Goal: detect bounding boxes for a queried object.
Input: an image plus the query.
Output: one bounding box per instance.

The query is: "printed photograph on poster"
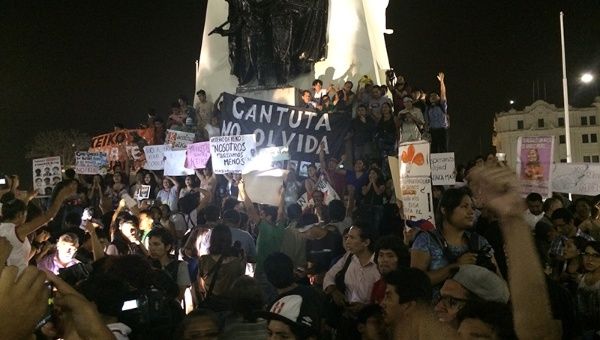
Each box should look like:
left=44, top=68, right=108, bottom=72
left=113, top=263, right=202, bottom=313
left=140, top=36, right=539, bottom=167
left=32, top=156, right=62, bottom=197
left=398, top=141, right=431, bottom=177
left=134, top=185, right=152, bottom=200
left=288, top=160, right=298, bottom=172
left=516, top=136, right=554, bottom=197
left=298, top=161, right=311, bottom=177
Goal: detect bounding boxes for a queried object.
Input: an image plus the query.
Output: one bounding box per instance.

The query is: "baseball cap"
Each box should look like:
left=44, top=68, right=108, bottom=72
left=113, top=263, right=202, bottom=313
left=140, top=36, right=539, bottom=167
left=261, top=294, right=318, bottom=336
left=452, top=264, right=509, bottom=303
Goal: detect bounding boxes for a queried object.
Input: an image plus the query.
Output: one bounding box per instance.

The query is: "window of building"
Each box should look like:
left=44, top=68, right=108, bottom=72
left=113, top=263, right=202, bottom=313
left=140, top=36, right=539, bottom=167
left=559, top=135, right=566, bottom=144
left=592, top=133, right=598, bottom=143
left=581, top=116, right=588, bottom=125
left=517, top=120, right=524, bottom=130
left=560, top=159, right=567, bottom=163
left=593, top=155, right=600, bottom=163
left=584, top=156, right=591, bottom=163
left=537, top=118, right=544, bottom=128
left=590, top=116, right=597, bottom=125
left=558, top=117, right=564, bottom=127
left=583, top=134, right=589, bottom=143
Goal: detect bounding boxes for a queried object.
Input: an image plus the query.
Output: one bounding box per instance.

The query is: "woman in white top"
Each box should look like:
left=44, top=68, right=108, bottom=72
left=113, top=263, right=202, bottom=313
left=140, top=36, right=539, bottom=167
left=0, top=181, right=76, bottom=273
left=156, top=176, right=179, bottom=212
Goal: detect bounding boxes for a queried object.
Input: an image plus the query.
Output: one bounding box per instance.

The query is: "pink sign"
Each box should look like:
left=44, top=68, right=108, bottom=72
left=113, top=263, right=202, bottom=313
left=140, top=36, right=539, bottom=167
left=185, top=142, right=211, bottom=169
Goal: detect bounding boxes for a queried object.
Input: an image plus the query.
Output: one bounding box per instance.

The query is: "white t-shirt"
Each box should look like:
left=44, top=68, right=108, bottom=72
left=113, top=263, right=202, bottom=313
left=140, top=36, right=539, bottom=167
left=0, top=222, right=31, bottom=274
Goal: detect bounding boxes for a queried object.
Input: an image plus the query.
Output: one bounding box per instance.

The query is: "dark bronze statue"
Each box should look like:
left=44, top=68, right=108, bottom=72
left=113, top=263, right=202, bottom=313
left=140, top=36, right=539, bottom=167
left=209, top=0, right=328, bottom=89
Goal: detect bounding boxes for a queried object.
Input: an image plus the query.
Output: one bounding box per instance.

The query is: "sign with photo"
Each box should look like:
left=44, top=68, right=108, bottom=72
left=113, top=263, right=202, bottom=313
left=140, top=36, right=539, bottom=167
left=516, top=136, right=554, bottom=198
left=32, top=156, right=62, bottom=197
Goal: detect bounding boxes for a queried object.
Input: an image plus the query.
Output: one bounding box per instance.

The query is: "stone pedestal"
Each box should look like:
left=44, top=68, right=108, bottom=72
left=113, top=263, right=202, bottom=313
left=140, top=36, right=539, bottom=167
left=236, top=86, right=297, bottom=106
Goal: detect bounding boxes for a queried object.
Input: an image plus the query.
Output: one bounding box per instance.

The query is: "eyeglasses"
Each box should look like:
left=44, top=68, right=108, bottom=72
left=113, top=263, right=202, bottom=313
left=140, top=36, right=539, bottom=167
left=583, top=252, right=600, bottom=259
left=434, top=295, right=468, bottom=308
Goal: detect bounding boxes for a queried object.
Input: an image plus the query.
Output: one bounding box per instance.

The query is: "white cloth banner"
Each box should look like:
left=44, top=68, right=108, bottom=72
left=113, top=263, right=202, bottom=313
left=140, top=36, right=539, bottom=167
left=210, top=134, right=257, bottom=174
left=164, top=150, right=195, bottom=176
left=551, top=163, right=600, bottom=195
left=143, top=145, right=171, bottom=170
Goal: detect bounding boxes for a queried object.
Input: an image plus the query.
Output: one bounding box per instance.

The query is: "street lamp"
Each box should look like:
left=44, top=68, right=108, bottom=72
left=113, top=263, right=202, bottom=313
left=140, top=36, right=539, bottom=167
left=509, top=100, right=515, bottom=105
left=581, top=73, right=594, bottom=84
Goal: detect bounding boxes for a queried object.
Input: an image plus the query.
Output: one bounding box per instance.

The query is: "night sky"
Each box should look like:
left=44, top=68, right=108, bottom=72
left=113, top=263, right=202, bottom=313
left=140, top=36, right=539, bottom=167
left=2, top=0, right=599, bottom=187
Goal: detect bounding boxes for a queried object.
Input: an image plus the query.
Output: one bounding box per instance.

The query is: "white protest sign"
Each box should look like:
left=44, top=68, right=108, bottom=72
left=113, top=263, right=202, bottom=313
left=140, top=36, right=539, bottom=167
left=185, top=142, right=211, bottom=169
left=143, top=145, right=170, bottom=170
left=164, top=150, right=195, bottom=176
left=74, top=152, right=108, bottom=175
left=32, top=156, right=62, bottom=197
left=551, top=163, right=600, bottom=195
left=430, top=152, right=456, bottom=186
left=297, top=176, right=340, bottom=209
left=240, top=169, right=288, bottom=206
left=134, top=185, right=151, bottom=200
left=517, top=136, right=554, bottom=198
left=210, top=134, right=257, bottom=174
left=387, top=156, right=402, bottom=200
left=399, top=141, right=431, bottom=177
left=400, top=176, right=435, bottom=225
left=245, top=145, right=291, bottom=172
left=165, top=129, right=196, bottom=150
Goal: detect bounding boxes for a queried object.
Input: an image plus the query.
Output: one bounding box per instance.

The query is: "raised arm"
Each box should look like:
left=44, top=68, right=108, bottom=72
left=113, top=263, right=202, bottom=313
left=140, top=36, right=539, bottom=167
left=277, top=185, right=286, bottom=223
left=84, top=221, right=105, bottom=261
left=469, top=165, right=560, bottom=340
left=437, top=72, right=446, bottom=101
left=16, top=182, right=77, bottom=241
left=239, top=180, right=260, bottom=225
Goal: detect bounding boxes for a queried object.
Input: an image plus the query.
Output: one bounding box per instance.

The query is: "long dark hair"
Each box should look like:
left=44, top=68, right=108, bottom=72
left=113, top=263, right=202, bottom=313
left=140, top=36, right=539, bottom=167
left=0, top=192, right=27, bottom=221
left=437, top=187, right=472, bottom=228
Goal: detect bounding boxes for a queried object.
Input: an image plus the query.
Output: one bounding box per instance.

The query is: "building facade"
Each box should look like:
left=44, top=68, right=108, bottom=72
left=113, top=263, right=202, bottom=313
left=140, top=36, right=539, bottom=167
left=493, top=97, right=600, bottom=169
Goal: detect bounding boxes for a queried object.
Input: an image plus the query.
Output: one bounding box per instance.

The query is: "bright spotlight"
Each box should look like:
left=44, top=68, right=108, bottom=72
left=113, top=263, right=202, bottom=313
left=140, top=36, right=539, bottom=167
left=581, top=73, right=594, bottom=84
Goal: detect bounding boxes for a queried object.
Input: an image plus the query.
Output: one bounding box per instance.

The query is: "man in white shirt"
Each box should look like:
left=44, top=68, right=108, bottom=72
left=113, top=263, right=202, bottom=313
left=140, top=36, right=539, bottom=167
left=523, top=192, right=544, bottom=230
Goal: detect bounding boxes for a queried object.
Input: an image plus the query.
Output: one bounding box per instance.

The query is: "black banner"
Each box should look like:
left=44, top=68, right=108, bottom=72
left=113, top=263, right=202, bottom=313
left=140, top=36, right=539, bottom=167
left=220, top=92, right=351, bottom=163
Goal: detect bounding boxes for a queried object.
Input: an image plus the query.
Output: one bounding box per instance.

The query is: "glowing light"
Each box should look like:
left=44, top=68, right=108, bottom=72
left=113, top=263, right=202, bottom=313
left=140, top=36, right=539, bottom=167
left=581, top=73, right=594, bottom=84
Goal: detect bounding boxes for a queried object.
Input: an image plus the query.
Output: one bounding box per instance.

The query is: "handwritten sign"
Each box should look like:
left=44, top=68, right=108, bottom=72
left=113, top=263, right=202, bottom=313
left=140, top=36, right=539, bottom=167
left=399, top=141, right=431, bottom=177
left=164, top=150, right=195, bottom=176
left=400, top=176, right=435, bottom=225
left=143, top=145, right=170, bottom=170
left=75, top=152, right=108, bottom=175
left=430, top=152, right=456, bottom=186
left=185, top=142, right=211, bottom=169
left=165, top=129, right=196, bottom=150
left=210, top=134, right=257, bottom=174
left=551, top=163, right=600, bottom=195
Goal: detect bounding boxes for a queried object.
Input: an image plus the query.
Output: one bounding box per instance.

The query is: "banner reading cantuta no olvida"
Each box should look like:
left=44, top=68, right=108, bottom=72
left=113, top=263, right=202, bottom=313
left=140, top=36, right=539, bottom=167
left=219, top=92, right=352, bottom=163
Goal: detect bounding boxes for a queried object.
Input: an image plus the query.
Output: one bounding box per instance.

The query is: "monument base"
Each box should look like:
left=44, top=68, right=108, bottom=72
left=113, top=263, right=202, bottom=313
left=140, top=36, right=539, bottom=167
left=236, top=86, right=297, bottom=106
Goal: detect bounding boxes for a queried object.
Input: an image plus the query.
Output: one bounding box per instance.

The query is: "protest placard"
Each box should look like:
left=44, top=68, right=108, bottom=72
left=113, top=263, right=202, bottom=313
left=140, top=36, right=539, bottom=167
left=143, top=145, right=171, bottom=170
left=400, top=176, right=435, bottom=224
left=399, top=141, right=431, bottom=177
left=551, top=163, right=600, bottom=196
left=89, top=128, right=154, bottom=161
left=210, top=134, right=257, bottom=174
left=430, top=152, right=456, bottom=186
left=219, top=93, right=351, bottom=163
left=32, top=156, right=62, bottom=197
left=245, top=145, right=291, bottom=172
left=297, top=176, right=340, bottom=209
left=185, top=142, right=211, bottom=169
left=240, top=169, right=288, bottom=206
left=74, top=152, right=108, bottom=175
left=165, top=129, right=196, bottom=150
left=516, top=136, right=554, bottom=198
left=134, top=185, right=151, bottom=200
left=164, top=150, right=195, bottom=176
left=387, top=156, right=402, bottom=200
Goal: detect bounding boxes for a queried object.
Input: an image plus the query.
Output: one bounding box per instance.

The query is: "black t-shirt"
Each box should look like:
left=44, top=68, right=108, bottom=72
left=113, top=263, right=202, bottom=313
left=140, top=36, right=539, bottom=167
left=306, top=230, right=343, bottom=274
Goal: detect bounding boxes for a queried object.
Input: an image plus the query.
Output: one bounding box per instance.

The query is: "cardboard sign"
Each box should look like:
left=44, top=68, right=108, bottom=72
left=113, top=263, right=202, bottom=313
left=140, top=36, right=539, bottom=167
left=399, top=141, right=431, bottom=178
left=400, top=176, right=435, bottom=225
left=210, top=134, right=257, bottom=174
left=430, top=152, right=456, bottom=186
left=143, top=145, right=171, bottom=170
left=240, top=169, right=288, bottom=206
left=185, top=142, right=211, bottom=169
left=165, top=129, right=196, bottom=150
left=387, top=156, right=402, bottom=200
left=297, top=176, right=340, bottom=209
left=74, top=152, right=108, bottom=175
left=516, top=136, right=554, bottom=198
left=164, top=150, right=195, bottom=176
left=32, top=156, right=62, bottom=197
left=551, top=163, right=600, bottom=195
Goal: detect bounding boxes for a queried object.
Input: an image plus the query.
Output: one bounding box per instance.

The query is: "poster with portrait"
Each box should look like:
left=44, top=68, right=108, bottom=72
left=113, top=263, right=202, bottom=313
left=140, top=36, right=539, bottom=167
left=32, top=156, right=62, bottom=197
left=516, top=136, right=554, bottom=198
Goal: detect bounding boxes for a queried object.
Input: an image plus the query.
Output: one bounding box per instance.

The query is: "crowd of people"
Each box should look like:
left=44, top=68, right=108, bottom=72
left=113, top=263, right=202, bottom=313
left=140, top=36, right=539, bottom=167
left=0, top=72, right=599, bottom=340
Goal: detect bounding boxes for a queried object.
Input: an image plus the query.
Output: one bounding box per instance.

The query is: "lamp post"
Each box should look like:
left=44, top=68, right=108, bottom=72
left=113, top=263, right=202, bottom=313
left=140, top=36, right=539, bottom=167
left=560, top=12, right=572, bottom=164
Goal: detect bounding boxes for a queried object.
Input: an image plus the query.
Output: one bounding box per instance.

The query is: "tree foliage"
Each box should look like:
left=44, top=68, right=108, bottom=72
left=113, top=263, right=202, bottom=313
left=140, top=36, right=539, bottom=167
left=26, top=129, right=90, bottom=167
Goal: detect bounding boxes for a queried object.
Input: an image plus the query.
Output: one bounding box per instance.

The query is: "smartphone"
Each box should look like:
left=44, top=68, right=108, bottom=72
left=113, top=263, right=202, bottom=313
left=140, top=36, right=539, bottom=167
left=36, top=284, right=55, bottom=330
left=122, top=299, right=139, bottom=311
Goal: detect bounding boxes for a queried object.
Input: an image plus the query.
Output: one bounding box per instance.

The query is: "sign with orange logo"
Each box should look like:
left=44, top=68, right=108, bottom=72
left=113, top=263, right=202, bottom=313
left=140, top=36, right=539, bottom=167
left=399, top=141, right=431, bottom=177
